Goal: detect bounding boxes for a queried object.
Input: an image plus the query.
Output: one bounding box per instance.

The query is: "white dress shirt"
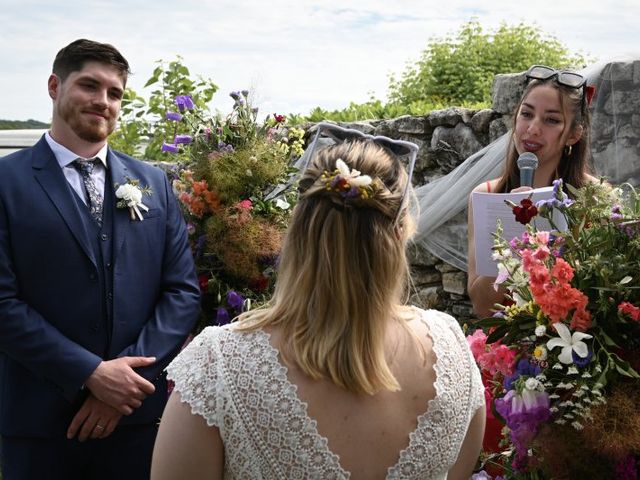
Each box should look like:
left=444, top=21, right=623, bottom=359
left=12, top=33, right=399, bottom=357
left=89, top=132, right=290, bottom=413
left=45, top=132, right=108, bottom=205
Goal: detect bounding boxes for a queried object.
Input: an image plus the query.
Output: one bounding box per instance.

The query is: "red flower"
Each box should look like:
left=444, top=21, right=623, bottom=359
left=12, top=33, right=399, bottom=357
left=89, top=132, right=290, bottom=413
left=249, top=276, right=269, bottom=293
left=273, top=113, right=286, bottom=123
left=198, top=274, right=209, bottom=293
left=513, top=198, right=538, bottom=225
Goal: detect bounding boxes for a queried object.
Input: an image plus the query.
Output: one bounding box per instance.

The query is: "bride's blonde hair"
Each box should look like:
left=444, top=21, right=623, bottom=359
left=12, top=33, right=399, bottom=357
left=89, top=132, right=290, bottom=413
left=236, top=140, right=415, bottom=394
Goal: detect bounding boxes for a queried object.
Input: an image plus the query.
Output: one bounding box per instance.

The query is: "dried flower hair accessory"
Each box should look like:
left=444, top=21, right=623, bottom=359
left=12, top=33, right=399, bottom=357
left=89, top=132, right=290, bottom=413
left=321, top=158, right=377, bottom=200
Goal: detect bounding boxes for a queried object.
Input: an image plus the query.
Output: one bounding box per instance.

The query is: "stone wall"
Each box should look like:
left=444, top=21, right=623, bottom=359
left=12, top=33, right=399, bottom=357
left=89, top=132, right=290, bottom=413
left=330, top=60, right=640, bottom=323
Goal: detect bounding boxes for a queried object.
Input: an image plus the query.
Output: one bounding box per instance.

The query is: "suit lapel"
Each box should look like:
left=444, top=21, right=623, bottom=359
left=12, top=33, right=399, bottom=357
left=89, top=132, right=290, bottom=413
left=31, top=138, right=97, bottom=266
left=108, top=150, right=130, bottom=263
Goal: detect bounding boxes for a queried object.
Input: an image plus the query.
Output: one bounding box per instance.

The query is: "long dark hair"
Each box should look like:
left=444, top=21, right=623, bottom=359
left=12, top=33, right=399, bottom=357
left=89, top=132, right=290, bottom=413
left=496, top=78, right=594, bottom=193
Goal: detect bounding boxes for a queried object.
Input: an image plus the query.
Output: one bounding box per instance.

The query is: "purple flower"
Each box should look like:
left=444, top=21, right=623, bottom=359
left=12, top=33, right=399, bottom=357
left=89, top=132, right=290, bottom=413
left=217, top=141, right=235, bottom=153
left=166, top=111, right=183, bottom=122
left=216, top=307, right=230, bottom=326
left=229, top=91, right=241, bottom=100
left=241, top=89, right=249, bottom=97
left=174, top=134, right=193, bottom=145
left=175, top=95, right=195, bottom=112
left=495, top=389, right=551, bottom=472
left=186, top=223, right=196, bottom=235
left=161, top=142, right=179, bottom=153
left=226, top=291, right=245, bottom=311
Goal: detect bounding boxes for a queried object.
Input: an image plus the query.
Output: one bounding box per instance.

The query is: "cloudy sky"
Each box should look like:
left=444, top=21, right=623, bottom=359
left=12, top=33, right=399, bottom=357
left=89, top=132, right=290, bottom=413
left=1, top=0, right=639, bottom=123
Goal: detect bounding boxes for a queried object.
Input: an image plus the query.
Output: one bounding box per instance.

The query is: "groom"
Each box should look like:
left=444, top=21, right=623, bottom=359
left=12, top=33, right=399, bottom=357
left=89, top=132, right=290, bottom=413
left=0, top=39, right=200, bottom=479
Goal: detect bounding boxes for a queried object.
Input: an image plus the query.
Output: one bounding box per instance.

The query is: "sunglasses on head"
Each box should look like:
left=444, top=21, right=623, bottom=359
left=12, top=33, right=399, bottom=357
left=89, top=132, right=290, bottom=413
left=299, top=122, right=419, bottom=224
left=526, top=65, right=586, bottom=89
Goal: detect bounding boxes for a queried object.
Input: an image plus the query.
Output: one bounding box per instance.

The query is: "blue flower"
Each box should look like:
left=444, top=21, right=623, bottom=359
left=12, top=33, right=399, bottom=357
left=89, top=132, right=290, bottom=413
left=166, top=111, right=183, bottom=122
left=175, top=95, right=195, bottom=112
left=161, top=142, right=179, bottom=153
left=226, top=290, right=245, bottom=311
left=572, top=347, right=593, bottom=367
left=216, top=307, right=230, bottom=326
left=174, top=134, right=193, bottom=145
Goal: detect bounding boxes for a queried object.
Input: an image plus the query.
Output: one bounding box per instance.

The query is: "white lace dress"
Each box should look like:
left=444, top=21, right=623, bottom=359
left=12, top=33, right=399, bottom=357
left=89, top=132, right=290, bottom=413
left=167, top=308, right=484, bottom=479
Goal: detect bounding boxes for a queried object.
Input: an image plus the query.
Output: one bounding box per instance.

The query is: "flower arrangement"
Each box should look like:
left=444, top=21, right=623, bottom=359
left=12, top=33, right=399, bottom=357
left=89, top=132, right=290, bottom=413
left=469, top=179, right=640, bottom=479
left=162, top=90, right=305, bottom=329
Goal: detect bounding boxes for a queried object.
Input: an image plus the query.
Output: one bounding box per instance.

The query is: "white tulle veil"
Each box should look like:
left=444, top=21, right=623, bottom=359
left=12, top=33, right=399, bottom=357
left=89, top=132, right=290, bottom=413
left=412, top=56, right=640, bottom=272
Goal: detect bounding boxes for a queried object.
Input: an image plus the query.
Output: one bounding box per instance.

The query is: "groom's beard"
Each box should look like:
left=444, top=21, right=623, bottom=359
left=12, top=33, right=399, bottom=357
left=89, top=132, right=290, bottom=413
left=59, top=102, right=117, bottom=143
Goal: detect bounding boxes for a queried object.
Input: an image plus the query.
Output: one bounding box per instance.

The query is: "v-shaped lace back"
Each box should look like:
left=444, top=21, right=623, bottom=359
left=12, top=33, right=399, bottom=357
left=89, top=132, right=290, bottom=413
left=167, top=308, right=484, bottom=479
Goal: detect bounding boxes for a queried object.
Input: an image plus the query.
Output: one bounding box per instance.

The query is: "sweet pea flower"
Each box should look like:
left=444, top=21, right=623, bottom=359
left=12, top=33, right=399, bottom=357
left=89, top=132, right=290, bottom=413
left=546, top=322, right=592, bottom=364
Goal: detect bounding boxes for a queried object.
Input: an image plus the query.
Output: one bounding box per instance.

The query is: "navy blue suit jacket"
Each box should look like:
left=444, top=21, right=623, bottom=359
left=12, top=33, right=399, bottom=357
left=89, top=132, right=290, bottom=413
left=0, top=136, right=200, bottom=437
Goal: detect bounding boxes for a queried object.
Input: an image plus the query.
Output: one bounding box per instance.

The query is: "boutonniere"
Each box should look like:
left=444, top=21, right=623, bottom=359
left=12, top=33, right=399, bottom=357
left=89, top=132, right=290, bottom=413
left=115, top=177, right=152, bottom=221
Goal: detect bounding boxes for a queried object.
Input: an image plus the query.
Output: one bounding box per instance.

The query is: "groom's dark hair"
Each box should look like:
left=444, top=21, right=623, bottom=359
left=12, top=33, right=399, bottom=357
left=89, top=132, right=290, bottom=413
left=53, top=39, right=131, bottom=86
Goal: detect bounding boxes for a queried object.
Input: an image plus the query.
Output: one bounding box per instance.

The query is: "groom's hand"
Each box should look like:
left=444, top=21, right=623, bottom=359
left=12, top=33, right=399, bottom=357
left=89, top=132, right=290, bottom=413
left=67, top=394, right=122, bottom=442
left=85, top=356, right=157, bottom=415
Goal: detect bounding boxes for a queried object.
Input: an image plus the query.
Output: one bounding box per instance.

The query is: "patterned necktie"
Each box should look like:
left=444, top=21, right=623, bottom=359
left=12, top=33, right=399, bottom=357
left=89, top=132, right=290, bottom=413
left=73, top=158, right=103, bottom=227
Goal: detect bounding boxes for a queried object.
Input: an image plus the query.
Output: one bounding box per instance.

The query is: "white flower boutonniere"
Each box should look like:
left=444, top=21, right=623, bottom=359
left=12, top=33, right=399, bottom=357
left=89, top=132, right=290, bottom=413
left=115, top=177, right=152, bottom=221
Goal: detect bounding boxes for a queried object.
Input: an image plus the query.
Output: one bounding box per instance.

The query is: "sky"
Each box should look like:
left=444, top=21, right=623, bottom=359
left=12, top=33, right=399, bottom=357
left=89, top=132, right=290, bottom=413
left=1, top=0, right=639, bottom=123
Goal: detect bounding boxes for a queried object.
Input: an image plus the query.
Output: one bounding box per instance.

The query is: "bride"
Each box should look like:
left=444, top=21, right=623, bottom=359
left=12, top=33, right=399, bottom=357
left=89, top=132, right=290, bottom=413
left=151, top=124, right=485, bottom=479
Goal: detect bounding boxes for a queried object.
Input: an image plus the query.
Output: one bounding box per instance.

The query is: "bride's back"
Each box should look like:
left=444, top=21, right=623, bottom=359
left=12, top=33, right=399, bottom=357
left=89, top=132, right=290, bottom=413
left=267, top=316, right=438, bottom=478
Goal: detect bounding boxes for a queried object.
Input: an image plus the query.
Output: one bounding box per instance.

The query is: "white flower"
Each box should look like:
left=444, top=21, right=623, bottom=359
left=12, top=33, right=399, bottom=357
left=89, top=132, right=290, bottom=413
left=115, top=181, right=150, bottom=221
left=546, top=322, right=592, bottom=364
left=335, top=158, right=372, bottom=187
left=567, top=366, right=579, bottom=375
left=525, top=378, right=542, bottom=391
left=274, top=198, right=290, bottom=210
left=116, top=183, right=143, bottom=205
left=535, top=325, right=546, bottom=337
left=492, top=248, right=512, bottom=261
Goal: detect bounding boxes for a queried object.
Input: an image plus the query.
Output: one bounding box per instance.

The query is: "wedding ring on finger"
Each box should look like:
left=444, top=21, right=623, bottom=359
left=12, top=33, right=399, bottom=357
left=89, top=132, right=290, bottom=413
left=95, top=424, right=105, bottom=431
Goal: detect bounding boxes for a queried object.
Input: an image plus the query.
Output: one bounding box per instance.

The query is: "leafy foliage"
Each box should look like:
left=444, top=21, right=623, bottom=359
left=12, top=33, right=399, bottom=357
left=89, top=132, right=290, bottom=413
left=109, top=57, right=218, bottom=160
left=388, top=20, right=591, bottom=106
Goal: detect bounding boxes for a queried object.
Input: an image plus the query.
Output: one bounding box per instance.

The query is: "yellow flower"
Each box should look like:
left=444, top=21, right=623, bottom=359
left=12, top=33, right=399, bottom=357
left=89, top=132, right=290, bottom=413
left=533, top=345, right=548, bottom=361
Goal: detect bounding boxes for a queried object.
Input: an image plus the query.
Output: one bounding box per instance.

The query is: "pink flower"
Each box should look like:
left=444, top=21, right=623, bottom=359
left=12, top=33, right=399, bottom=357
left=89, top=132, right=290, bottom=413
left=551, top=258, right=574, bottom=284
left=619, top=302, right=640, bottom=321
left=236, top=199, right=253, bottom=210
left=467, top=329, right=487, bottom=360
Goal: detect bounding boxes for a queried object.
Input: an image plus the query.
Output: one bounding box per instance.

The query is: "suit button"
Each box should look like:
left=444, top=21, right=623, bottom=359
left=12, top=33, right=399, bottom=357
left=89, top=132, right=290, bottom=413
left=101, top=234, right=108, bottom=241
left=89, top=273, right=97, bottom=282
left=108, top=292, right=113, bottom=300
left=106, top=262, right=112, bottom=269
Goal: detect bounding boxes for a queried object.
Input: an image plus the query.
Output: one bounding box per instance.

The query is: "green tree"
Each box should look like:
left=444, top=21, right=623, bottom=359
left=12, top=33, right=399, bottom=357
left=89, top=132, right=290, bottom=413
left=388, top=19, right=591, bottom=106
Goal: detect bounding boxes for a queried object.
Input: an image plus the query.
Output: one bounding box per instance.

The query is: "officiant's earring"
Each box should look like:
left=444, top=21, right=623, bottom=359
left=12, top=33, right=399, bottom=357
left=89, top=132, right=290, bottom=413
left=565, top=144, right=573, bottom=157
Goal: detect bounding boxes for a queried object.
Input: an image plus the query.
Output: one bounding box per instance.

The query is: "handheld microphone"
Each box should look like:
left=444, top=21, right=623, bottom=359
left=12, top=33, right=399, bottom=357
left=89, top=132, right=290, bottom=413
left=517, top=152, right=539, bottom=187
